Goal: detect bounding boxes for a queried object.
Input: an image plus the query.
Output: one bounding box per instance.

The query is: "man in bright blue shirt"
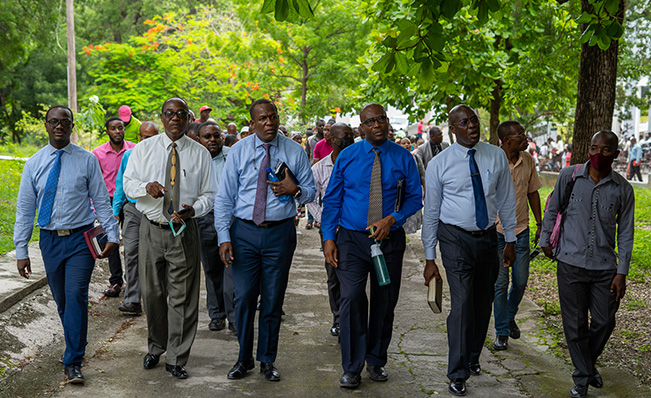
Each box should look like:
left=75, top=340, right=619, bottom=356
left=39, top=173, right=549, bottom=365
left=214, top=99, right=315, bottom=382
left=112, top=121, right=159, bottom=315
left=14, top=105, right=119, bottom=385
left=321, top=103, right=422, bottom=389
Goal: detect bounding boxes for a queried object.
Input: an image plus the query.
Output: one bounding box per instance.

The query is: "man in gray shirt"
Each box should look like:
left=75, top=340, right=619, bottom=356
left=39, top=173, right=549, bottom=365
left=540, top=130, right=634, bottom=398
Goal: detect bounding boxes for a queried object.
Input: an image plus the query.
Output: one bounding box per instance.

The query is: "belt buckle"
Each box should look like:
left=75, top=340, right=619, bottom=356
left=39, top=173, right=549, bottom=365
left=57, top=229, right=71, bottom=237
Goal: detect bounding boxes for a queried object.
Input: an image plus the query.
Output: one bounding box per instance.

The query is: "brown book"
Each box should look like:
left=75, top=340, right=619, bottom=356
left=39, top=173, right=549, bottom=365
left=427, top=277, right=443, bottom=314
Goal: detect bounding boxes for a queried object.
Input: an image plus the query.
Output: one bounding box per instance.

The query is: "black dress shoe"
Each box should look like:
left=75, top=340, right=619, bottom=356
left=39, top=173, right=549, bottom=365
left=589, top=371, right=603, bottom=388
left=493, top=335, right=508, bottom=350
left=469, top=362, right=481, bottom=376
left=64, top=365, right=84, bottom=384
left=165, top=364, right=188, bottom=379
left=228, top=322, right=237, bottom=333
left=367, top=365, right=388, bottom=382
left=227, top=359, right=255, bottom=379
left=339, top=372, right=361, bottom=389
left=509, top=319, right=521, bottom=339
left=209, top=318, right=226, bottom=331
left=118, top=302, right=142, bottom=315
left=143, top=353, right=160, bottom=369
left=260, top=362, right=280, bottom=381
left=330, top=323, right=340, bottom=336
left=569, top=384, right=587, bottom=398
left=449, top=378, right=467, bottom=396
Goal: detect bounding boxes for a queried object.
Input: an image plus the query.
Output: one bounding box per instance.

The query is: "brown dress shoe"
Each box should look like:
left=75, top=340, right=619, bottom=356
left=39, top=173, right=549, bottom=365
left=104, top=283, right=122, bottom=297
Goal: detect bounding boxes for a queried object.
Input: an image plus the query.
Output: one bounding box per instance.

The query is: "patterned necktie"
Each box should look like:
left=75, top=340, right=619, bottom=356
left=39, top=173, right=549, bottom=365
left=468, top=149, right=488, bottom=229
left=367, top=148, right=383, bottom=227
left=38, top=150, right=63, bottom=227
left=163, top=142, right=180, bottom=220
left=252, top=143, right=272, bottom=225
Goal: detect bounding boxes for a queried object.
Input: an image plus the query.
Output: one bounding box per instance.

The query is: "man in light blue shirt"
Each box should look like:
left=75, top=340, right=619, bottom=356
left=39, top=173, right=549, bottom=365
left=627, top=137, right=643, bottom=182
left=422, top=104, right=517, bottom=397
left=112, top=121, right=159, bottom=315
left=214, top=99, right=315, bottom=382
left=14, top=105, right=119, bottom=385
left=195, top=121, right=235, bottom=332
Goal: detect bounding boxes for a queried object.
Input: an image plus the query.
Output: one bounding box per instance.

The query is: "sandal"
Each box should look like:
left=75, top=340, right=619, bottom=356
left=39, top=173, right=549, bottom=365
left=306, top=222, right=313, bottom=230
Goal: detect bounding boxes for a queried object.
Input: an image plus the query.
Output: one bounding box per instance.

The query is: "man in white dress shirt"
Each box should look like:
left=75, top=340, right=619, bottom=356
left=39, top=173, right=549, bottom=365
left=421, top=104, right=517, bottom=396
left=123, top=97, right=216, bottom=379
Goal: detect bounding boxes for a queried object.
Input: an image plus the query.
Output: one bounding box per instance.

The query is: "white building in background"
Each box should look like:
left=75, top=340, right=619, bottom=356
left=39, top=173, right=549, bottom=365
left=613, top=76, right=650, bottom=140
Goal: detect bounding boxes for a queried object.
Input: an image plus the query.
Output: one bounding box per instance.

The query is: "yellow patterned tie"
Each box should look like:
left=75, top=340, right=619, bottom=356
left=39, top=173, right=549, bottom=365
left=367, top=148, right=383, bottom=226
left=163, top=142, right=180, bottom=220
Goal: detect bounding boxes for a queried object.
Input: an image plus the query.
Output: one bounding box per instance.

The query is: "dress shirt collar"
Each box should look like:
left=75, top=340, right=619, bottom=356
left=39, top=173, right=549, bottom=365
left=161, top=132, right=191, bottom=151
left=450, top=141, right=478, bottom=158
left=362, top=138, right=391, bottom=153
left=576, top=161, right=619, bottom=186
left=212, top=145, right=230, bottom=161
left=253, top=133, right=280, bottom=149
left=46, top=142, right=73, bottom=156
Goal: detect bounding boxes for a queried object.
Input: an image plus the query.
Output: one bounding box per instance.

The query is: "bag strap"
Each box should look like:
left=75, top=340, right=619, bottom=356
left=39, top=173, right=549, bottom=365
left=559, top=164, right=582, bottom=214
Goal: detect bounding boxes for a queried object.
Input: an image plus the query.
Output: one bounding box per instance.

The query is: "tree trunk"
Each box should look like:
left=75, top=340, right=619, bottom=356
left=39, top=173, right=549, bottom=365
left=299, top=48, right=309, bottom=124
left=489, top=79, right=502, bottom=145
left=571, top=0, right=625, bottom=164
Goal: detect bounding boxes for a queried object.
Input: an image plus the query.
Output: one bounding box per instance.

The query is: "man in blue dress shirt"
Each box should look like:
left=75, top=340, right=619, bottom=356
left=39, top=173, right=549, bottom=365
left=321, top=103, right=422, bottom=389
left=422, top=104, right=517, bottom=396
left=214, top=98, right=316, bottom=382
left=14, top=105, right=120, bottom=384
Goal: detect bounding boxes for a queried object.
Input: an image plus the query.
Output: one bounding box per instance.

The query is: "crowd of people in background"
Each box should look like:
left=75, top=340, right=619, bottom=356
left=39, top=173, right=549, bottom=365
left=13, top=99, right=635, bottom=398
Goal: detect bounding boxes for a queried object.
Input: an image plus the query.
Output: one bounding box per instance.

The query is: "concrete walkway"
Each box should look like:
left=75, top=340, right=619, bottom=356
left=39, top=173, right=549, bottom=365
left=0, top=223, right=648, bottom=397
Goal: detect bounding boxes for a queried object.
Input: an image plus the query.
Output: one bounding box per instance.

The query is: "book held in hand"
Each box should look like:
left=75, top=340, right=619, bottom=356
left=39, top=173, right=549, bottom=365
left=83, top=225, right=108, bottom=259
left=427, top=277, right=443, bottom=314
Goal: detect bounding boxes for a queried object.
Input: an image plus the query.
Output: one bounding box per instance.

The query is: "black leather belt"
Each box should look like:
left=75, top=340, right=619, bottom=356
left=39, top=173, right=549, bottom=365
left=42, top=223, right=94, bottom=237
left=238, top=218, right=292, bottom=229
left=148, top=219, right=177, bottom=229
left=448, top=223, right=496, bottom=237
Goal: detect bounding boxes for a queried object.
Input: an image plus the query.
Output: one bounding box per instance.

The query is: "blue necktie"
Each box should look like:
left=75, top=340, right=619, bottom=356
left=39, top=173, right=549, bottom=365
left=468, top=149, right=488, bottom=230
left=38, top=150, right=63, bottom=227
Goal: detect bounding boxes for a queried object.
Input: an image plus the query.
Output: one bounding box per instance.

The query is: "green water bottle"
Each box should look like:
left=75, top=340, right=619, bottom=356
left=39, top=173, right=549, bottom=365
left=371, top=241, right=391, bottom=286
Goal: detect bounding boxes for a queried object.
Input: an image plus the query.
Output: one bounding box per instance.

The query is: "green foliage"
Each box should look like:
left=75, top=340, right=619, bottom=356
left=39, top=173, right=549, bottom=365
left=0, top=160, right=38, bottom=255
left=361, top=0, right=580, bottom=132
left=626, top=299, right=648, bottom=311
left=575, top=0, right=624, bottom=51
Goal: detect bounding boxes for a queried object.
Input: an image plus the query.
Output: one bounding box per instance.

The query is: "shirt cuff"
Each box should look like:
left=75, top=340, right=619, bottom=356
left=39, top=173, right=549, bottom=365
left=424, top=246, right=437, bottom=260
left=390, top=211, right=403, bottom=226
left=15, top=245, right=29, bottom=261
left=217, top=230, right=231, bottom=245
left=503, top=229, right=517, bottom=243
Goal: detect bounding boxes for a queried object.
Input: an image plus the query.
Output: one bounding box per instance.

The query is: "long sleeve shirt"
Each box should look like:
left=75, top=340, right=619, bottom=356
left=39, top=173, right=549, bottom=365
left=211, top=146, right=230, bottom=189
left=14, top=143, right=119, bottom=260
left=321, top=139, right=423, bottom=241
left=307, top=154, right=335, bottom=224
left=112, top=149, right=136, bottom=216
left=123, top=133, right=217, bottom=223
left=92, top=140, right=136, bottom=197
left=629, top=143, right=643, bottom=162
left=540, top=162, right=635, bottom=275
left=422, top=141, right=517, bottom=260
left=214, top=134, right=316, bottom=244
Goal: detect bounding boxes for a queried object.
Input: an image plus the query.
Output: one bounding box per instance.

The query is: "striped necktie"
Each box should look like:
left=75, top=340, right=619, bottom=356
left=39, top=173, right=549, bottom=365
left=367, top=148, right=383, bottom=226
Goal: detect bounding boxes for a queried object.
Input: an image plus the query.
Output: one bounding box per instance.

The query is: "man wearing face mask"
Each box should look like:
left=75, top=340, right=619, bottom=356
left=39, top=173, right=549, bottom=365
left=308, top=123, right=354, bottom=338
left=540, top=131, right=634, bottom=398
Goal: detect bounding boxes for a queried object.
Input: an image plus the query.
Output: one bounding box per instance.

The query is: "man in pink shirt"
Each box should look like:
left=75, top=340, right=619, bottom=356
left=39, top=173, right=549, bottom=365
left=312, top=119, right=335, bottom=165
left=93, top=117, right=136, bottom=298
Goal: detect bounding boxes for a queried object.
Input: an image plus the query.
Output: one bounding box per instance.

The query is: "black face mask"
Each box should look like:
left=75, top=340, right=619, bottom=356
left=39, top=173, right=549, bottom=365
left=336, top=136, right=355, bottom=150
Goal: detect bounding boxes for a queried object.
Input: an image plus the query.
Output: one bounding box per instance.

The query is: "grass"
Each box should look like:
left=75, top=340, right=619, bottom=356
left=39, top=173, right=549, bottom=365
left=0, top=160, right=39, bottom=255
left=0, top=143, right=40, bottom=159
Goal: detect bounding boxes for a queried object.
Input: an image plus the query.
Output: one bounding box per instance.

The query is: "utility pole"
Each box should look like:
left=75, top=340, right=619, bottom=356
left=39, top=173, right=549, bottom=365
left=66, top=0, right=78, bottom=143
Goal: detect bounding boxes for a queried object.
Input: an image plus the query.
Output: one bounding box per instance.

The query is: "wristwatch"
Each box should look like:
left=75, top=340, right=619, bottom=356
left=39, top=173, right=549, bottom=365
left=293, top=186, right=302, bottom=199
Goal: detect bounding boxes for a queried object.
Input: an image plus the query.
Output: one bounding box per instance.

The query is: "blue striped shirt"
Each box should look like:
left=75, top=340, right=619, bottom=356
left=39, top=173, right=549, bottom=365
left=14, top=143, right=119, bottom=260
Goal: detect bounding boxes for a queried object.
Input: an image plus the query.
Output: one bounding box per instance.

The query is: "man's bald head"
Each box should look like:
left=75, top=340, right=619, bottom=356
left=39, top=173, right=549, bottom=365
left=330, top=122, right=352, bottom=138
left=448, top=104, right=474, bottom=125
left=591, top=130, right=618, bottom=148
left=139, top=121, right=159, bottom=140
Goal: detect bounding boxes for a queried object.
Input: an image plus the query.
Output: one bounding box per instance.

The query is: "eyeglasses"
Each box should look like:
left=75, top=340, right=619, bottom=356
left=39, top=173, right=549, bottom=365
left=46, top=119, right=73, bottom=129
left=201, top=133, right=222, bottom=140
left=361, top=115, right=388, bottom=127
left=163, top=110, right=189, bottom=120
left=454, top=116, right=479, bottom=127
